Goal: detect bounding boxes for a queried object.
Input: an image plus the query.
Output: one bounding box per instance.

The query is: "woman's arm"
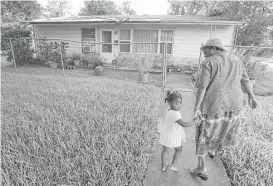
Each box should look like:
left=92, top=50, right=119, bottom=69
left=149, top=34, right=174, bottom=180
left=241, top=81, right=255, bottom=99
left=241, top=81, right=257, bottom=109
left=175, top=118, right=199, bottom=128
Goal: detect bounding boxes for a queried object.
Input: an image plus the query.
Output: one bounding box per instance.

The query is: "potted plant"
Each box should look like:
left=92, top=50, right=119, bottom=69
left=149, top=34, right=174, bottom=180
left=71, top=52, right=81, bottom=67
left=48, top=50, right=60, bottom=69
left=38, top=40, right=69, bottom=69
left=136, top=54, right=155, bottom=83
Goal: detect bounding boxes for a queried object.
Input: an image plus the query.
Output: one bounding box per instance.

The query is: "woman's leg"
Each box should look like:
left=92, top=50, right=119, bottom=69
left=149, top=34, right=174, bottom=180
left=171, top=146, right=182, bottom=170
left=196, top=155, right=207, bottom=173
left=191, top=155, right=208, bottom=181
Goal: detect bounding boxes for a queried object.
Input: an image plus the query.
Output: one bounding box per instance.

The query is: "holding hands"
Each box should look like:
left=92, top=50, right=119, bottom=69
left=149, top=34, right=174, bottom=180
left=193, top=109, right=202, bottom=120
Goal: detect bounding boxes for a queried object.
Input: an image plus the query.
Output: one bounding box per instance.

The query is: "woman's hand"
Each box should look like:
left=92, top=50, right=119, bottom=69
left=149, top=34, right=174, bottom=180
left=193, top=117, right=200, bottom=125
left=248, top=97, right=257, bottom=109
left=193, top=109, right=202, bottom=120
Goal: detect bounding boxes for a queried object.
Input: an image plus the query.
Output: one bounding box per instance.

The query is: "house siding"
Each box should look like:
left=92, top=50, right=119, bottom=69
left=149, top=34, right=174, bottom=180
left=34, top=24, right=115, bottom=55
left=33, top=23, right=236, bottom=63
left=173, top=25, right=235, bottom=58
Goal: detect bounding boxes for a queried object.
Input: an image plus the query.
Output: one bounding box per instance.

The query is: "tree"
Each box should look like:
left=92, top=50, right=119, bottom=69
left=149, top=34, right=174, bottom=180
left=119, top=0, right=136, bottom=15
left=44, top=0, right=72, bottom=18
left=167, top=0, right=206, bottom=15
left=79, top=0, right=121, bottom=16
left=1, top=0, right=43, bottom=23
left=208, top=1, right=273, bottom=46
left=1, top=0, right=43, bottom=50
left=167, top=1, right=273, bottom=46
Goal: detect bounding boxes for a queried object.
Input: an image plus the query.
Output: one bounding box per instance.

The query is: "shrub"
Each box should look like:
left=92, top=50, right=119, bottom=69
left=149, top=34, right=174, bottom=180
left=6, top=39, right=35, bottom=65
left=1, top=23, right=31, bottom=51
left=81, top=53, right=106, bottom=69
left=37, top=40, right=69, bottom=64
left=135, top=54, right=155, bottom=74
left=71, top=52, right=81, bottom=60
left=220, top=97, right=273, bottom=185
left=232, top=47, right=266, bottom=80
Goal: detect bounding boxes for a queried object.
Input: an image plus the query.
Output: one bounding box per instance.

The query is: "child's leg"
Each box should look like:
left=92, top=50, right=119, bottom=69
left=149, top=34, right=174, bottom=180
left=171, top=146, right=182, bottom=170
left=161, top=146, right=170, bottom=170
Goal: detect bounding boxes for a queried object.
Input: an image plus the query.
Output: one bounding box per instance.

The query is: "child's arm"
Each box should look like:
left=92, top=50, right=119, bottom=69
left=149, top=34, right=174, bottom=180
left=175, top=117, right=199, bottom=128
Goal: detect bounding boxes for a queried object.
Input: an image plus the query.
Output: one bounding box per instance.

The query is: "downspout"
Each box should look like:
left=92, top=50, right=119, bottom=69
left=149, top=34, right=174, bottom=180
left=214, top=25, right=217, bottom=37
left=32, top=25, right=37, bottom=58
left=234, top=25, right=239, bottom=46
left=98, top=24, right=100, bottom=58
left=210, top=25, right=212, bottom=38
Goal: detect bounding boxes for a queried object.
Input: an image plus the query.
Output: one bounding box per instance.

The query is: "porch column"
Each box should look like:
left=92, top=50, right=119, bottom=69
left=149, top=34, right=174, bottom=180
left=113, top=25, right=119, bottom=60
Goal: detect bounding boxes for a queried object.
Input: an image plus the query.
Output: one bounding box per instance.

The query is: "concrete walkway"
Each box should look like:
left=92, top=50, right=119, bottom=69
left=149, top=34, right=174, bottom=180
left=144, top=72, right=231, bottom=186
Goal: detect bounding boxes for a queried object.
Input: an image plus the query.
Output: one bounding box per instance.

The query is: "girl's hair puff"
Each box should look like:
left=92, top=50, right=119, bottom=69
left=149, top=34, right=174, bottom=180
left=165, top=91, right=182, bottom=103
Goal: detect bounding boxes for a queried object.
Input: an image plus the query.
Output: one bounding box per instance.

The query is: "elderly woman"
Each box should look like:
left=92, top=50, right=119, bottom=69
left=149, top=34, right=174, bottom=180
left=191, top=38, right=257, bottom=181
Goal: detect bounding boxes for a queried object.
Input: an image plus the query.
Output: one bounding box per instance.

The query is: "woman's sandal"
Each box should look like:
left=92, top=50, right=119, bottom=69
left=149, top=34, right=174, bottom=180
left=190, top=168, right=208, bottom=181
left=208, top=152, right=216, bottom=159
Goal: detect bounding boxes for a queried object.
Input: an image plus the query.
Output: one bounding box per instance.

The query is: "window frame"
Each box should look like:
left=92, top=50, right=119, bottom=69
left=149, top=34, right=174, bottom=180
left=81, top=28, right=96, bottom=53
left=159, top=29, right=174, bottom=55
left=118, top=29, right=174, bottom=55
left=101, top=30, right=113, bottom=53
left=119, top=29, right=132, bottom=53
left=131, top=29, right=159, bottom=54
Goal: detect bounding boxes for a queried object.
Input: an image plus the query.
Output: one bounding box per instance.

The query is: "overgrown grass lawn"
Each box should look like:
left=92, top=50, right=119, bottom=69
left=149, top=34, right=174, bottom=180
left=1, top=68, right=161, bottom=185
left=254, top=67, right=273, bottom=96
left=220, top=96, right=273, bottom=186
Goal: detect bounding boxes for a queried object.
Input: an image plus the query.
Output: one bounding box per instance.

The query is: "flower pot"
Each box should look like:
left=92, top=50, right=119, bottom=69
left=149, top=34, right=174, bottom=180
left=138, top=73, right=149, bottom=84
left=48, top=61, right=57, bottom=69
left=94, top=66, right=104, bottom=76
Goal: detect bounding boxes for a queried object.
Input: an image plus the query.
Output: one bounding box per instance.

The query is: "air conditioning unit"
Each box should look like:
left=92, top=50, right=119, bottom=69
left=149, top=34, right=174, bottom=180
left=83, top=46, right=92, bottom=53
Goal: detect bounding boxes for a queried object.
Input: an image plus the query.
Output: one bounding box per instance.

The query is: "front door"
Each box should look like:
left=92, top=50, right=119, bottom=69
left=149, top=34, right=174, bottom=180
left=101, top=30, right=114, bottom=63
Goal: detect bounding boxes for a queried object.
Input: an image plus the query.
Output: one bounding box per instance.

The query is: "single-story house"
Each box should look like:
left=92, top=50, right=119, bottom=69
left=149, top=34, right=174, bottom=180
left=29, top=15, right=243, bottom=65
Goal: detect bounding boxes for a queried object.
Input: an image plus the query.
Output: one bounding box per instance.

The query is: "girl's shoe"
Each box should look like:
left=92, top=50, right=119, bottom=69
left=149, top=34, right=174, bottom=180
left=190, top=168, right=208, bottom=181
left=170, top=164, right=179, bottom=171
left=161, top=162, right=169, bottom=172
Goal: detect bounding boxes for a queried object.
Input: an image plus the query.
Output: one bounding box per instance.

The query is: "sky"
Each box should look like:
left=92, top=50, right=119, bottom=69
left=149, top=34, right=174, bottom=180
left=37, top=0, right=170, bottom=15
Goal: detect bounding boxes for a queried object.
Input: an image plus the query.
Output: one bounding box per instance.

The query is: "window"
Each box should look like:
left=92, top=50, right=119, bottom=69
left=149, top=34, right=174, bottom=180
left=133, top=30, right=158, bottom=53
left=102, top=31, right=112, bottom=53
left=160, top=30, right=173, bottom=54
left=82, top=28, right=95, bottom=53
left=120, top=29, right=131, bottom=53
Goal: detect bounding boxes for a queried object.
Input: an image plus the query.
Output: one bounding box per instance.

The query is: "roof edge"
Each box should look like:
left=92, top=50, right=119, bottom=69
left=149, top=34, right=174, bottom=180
left=26, top=21, right=243, bottom=26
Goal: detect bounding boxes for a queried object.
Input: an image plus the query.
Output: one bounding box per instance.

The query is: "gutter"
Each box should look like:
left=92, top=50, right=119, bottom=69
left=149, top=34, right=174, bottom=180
left=27, top=21, right=243, bottom=26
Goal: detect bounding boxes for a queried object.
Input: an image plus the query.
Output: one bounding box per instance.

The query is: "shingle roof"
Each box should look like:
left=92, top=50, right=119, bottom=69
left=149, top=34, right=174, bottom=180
left=29, top=15, right=243, bottom=25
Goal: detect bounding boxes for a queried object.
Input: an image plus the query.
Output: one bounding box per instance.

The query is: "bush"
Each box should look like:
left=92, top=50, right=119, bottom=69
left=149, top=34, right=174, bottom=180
left=6, top=39, right=35, bottom=65
left=232, top=47, right=266, bottom=80
left=81, top=53, right=106, bottom=69
left=37, top=40, right=69, bottom=65
left=220, top=96, right=273, bottom=185
left=71, top=52, right=81, bottom=60
left=135, top=54, right=155, bottom=74
left=1, top=23, right=31, bottom=51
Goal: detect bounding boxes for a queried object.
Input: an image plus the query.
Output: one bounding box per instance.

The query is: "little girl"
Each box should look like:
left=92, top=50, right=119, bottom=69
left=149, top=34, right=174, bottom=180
left=159, top=91, right=199, bottom=171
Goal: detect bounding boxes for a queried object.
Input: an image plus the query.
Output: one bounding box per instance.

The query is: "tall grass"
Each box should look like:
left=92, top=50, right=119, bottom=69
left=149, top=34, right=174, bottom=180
left=1, top=70, right=161, bottom=185
left=220, top=96, right=273, bottom=186
left=254, top=67, right=273, bottom=96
